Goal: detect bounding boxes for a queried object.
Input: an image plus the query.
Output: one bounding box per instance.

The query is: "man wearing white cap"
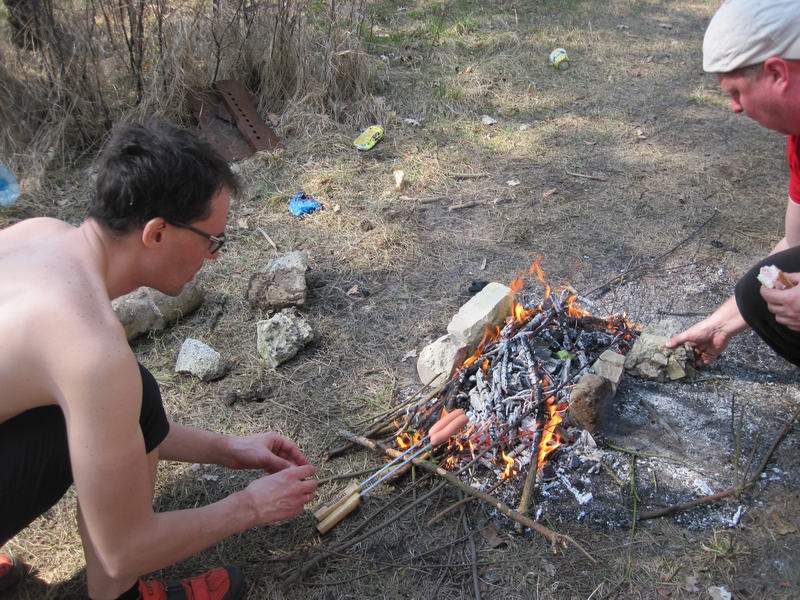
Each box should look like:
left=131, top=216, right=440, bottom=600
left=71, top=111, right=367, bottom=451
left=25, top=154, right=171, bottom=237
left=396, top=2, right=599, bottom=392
left=668, top=0, right=800, bottom=367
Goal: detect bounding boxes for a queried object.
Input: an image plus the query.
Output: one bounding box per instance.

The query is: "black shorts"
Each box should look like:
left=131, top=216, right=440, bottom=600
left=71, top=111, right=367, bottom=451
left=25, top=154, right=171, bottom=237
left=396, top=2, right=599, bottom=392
left=735, top=245, right=800, bottom=367
left=0, top=363, right=169, bottom=545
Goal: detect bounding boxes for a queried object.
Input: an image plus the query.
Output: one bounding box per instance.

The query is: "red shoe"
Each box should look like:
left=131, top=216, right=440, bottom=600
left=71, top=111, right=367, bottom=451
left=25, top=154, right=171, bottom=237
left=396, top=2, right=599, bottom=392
left=138, top=566, right=244, bottom=600
left=0, top=553, right=22, bottom=593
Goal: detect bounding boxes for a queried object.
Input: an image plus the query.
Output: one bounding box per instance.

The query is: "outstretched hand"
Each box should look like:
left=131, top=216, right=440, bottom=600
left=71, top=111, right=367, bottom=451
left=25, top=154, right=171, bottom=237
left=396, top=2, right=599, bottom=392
left=760, top=271, right=800, bottom=331
left=666, top=318, right=732, bottom=367
left=225, top=432, right=311, bottom=473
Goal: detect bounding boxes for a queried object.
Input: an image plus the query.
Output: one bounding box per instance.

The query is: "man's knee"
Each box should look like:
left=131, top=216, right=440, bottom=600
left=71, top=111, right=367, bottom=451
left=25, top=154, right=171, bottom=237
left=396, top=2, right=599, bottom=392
left=734, top=261, right=763, bottom=325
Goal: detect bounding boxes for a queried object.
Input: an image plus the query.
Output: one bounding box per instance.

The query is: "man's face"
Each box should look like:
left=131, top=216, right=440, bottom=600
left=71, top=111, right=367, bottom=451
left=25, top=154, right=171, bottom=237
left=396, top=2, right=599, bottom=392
left=161, top=187, right=231, bottom=295
left=718, top=69, right=790, bottom=134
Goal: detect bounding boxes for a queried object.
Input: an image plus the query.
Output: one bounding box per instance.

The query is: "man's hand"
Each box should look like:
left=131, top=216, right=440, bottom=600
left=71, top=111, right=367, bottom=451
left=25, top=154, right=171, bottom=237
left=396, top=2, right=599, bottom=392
left=666, top=318, right=733, bottom=367
left=760, top=271, right=800, bottom=330
left=225, top=432, right=310, bottom=473
left=244, top=464, right=318, bottom=525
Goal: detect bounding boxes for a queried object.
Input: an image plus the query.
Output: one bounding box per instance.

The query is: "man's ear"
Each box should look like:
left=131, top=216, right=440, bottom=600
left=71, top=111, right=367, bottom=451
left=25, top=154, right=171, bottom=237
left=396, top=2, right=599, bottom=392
left=141, top=218, right=168, bottom=249
left=764, top=57, right=790, bottom=90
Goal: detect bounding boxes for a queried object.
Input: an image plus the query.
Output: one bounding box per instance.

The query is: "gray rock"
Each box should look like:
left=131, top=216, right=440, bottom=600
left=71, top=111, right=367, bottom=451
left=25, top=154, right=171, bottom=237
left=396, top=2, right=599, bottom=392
left=175, top=338, right=227, bottom=381
left=256, top=309, right=314, bottom=368
left=246, top=251, right=308, bottom=310
left=417, top=334, right=464, bottom=386
left=113, top=279, right=205, bottom=340
left=624, top=331, right=695, bottom=382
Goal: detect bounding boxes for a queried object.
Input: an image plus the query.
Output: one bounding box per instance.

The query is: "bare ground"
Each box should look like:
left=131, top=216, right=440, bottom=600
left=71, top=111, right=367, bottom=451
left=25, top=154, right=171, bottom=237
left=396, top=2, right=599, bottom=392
left=4, top=1, right=800, bottom=598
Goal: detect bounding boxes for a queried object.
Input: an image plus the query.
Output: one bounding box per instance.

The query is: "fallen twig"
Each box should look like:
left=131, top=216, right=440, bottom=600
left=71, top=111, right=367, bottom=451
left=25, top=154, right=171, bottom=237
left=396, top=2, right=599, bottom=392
left=257, top=227, right=278, bottom=250
left=565, top=169, right=608, bottom=182
left=449, top=172, right=488, bottom=180
left=448, top=201, right=478, bottom=211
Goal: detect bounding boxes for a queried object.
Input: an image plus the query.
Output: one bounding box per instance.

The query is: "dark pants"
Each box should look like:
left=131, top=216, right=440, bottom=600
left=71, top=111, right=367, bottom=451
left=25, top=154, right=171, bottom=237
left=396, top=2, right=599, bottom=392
left=735, top=245, right=800, bottom=367
left=0, top=363, right=169, bottom=545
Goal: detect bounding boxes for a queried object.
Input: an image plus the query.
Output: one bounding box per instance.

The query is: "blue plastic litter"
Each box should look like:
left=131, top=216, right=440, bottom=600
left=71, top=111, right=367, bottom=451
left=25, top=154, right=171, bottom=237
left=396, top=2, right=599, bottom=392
left=0, top=163, right=21, bottom=208
left=288, top=191, right=322, bottom=217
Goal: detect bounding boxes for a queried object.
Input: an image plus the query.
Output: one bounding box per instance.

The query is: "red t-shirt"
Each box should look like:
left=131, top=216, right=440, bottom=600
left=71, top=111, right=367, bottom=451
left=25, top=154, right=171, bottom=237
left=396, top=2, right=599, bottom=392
left=787, top=135, right=800, bottom=204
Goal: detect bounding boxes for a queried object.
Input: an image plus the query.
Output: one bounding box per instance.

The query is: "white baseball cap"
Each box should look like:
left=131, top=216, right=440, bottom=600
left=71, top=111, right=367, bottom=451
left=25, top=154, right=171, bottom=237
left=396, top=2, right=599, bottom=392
left=703, top=0, right=800, bottom=73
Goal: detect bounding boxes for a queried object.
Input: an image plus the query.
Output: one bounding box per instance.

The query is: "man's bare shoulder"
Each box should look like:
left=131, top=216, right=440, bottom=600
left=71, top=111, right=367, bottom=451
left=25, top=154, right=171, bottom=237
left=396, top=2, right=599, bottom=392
left=0, top=218, right=133, bottom=419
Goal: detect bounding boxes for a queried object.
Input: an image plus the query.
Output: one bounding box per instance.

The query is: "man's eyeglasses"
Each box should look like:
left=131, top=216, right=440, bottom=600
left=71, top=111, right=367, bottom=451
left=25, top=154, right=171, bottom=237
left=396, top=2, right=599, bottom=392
left=172, top=222, right=226, bottom=254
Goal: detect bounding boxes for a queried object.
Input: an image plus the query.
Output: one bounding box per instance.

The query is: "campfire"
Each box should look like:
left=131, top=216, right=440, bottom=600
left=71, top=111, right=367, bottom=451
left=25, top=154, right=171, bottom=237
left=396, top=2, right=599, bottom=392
left=392, top=260, right=638, bottom=518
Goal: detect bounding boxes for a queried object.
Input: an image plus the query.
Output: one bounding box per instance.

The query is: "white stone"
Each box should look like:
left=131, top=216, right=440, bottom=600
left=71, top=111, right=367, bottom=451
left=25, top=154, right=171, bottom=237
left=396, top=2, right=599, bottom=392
left=113, top=279, right=204, bottom=340
left=447, top=282, right=512, bottom=348
left=417, top=334, right=463, bottom=386
left=256, top=309, right=314, bottom=368
left=175, top=338, right=227, bottom=381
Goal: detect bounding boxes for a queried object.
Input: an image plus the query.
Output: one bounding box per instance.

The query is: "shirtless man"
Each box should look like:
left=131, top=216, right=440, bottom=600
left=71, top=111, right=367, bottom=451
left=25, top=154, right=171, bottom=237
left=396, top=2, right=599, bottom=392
left=0, top=120, right=318, bottom=600
left=668, top=0, right=800, bottom=368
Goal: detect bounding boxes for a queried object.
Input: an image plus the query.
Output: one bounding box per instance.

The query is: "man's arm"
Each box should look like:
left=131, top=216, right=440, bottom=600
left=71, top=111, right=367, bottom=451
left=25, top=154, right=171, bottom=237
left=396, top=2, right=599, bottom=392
left=62, top=343, right=316, bottom=579
left=159, top=423, right=311, bottom=472
left=668, top=198, right=800, bottom=362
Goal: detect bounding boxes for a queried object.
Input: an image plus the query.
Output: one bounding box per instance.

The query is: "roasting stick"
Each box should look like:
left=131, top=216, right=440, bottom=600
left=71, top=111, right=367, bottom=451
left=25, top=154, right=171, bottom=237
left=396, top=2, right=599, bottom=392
left=314, top=409, right=466, bottom=523
left=316, top=412, right=470, bottom=534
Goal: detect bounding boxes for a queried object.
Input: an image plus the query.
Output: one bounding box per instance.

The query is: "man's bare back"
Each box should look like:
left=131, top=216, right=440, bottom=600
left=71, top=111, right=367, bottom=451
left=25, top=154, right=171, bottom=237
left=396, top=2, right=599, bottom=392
left=0, top=217, right=128, bottom=424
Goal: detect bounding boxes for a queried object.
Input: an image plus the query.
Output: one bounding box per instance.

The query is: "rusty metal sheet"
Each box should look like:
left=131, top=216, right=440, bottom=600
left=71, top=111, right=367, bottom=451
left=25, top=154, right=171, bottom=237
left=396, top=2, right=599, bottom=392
left=214, top=79, right=282, bottom=152
left=189, top=90, right=254, bottom=161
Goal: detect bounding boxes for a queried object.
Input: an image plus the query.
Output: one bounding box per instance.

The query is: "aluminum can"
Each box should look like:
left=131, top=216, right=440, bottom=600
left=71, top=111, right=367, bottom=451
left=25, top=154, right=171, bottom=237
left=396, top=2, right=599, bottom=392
left=549, top=48, right=570, bottom=70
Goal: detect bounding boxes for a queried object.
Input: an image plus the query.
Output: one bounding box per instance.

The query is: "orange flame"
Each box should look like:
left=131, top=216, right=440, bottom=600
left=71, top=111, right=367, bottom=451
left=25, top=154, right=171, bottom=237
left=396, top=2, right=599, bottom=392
left=396, top=430, right=423, bottom=449
left=463, top=325, right=501, bottom=367
left=565, top=293, right=591, bottom=318
left=537, top=397, right=563, bottom=469
left=500, top=450, right=516, bottom=479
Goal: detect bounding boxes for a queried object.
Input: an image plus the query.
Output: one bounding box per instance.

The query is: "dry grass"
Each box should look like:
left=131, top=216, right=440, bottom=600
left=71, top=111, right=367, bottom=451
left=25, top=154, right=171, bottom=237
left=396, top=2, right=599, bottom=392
left=4, top=0, right=800, bottom=598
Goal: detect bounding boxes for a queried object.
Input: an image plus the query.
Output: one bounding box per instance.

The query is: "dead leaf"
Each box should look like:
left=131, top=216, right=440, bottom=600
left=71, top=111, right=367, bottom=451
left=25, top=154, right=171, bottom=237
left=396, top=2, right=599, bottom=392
left=403, top=118, right=422, bottom=127
left=346, top=285, right=361, bottom=297
left=479, top=525, right=507, bottom=548
left=542, top=188, right=558, bottom=199
left=237, top=218, right=249, bottom=229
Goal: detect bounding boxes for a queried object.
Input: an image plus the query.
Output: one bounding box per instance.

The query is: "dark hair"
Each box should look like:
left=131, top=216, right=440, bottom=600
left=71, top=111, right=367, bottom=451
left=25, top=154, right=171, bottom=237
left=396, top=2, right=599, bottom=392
left=89, top=120, right=239, bottom=233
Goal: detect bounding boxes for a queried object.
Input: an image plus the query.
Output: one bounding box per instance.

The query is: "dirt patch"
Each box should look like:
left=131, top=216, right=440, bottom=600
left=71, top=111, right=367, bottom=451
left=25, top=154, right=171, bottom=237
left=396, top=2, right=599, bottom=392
left=5, top=1, right=800, bottom=599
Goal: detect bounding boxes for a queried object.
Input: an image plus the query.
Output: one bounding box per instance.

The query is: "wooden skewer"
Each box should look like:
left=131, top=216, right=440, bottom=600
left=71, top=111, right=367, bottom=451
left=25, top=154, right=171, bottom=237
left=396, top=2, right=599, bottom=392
left=316, top=413, right=470, bottom=534
left=313, top=409, right=465, bottom=522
